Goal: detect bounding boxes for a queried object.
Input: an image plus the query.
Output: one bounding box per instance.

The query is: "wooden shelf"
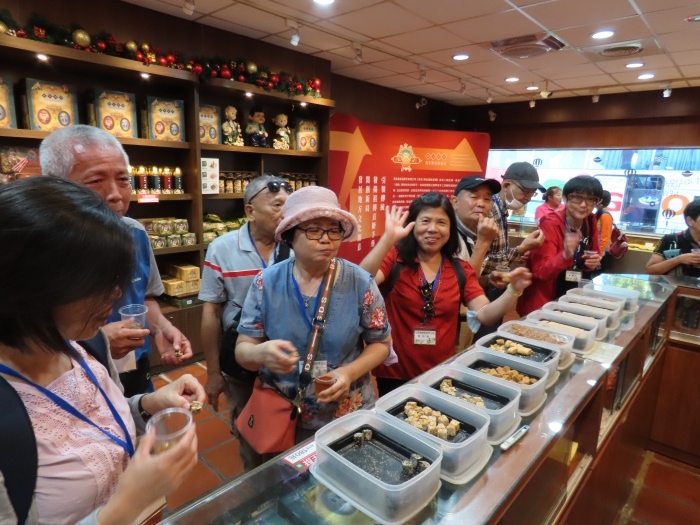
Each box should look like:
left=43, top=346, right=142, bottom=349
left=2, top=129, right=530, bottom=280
left=203, top=193, right=244, bottom=199
left=0, top=128, right=190, bottom=149
left=152, top=244, right=202, bottom=255
left=203, top=78, right=335, bottom=108
left=199, top=143, right=322, bottom=157
left=130, top=194, right=193, bottom=202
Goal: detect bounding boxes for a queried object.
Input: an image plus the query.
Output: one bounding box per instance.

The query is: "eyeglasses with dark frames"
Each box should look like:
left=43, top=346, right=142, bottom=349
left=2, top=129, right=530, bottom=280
left=247, top=180, right=294, bottom=204
left=567, top=193, right=601, bottom=206
left=297, top=227, right=345, bottom=241
left=511, top=181, right=538, bottom=198
left=419, top=283, right=435, bottom=319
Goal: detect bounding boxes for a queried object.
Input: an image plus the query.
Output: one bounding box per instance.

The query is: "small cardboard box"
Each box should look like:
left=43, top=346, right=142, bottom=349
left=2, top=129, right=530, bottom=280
left=201, top=157, right=219, bottom=195
left=0, top=76, right=17, bottom=129
left=162, top=277, right=186, bottom=296
left=144, top=96, right=185, bottom=141
left=185, top=279, right=201, bottom=294
left=199, top=105, right=221, bottom=144
left=167, top=263, right=200, bottom=282
left=295, top=118, right=319, bottom=152
left=21, top=78, right=79, bottom=131
left=89, top=90, right=138, bottom=138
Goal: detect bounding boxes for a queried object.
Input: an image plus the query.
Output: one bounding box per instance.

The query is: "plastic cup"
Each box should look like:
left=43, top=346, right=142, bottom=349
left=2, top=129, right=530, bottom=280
left=119, top=304, right=149, bottom=328
left=584, top=250, right=598, bottom=258
left=146, top=407, right=193, bottom=454
left=494, top=265, right=511, bottom=284
left=314, top=374, right=336, bottom=397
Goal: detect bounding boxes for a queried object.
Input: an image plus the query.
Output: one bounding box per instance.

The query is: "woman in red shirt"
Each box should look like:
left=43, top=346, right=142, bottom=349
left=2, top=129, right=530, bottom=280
left=361, top=192, right=532, bottom=395
left=518, top=176, right=603, bottom=316
left=535, top=186, right=564, bottom=224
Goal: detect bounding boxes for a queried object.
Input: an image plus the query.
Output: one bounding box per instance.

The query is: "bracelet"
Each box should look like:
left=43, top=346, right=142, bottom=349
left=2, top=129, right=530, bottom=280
left=506, top=284, right=523, bottom=298
left=137, top=396, right=152, bottom=423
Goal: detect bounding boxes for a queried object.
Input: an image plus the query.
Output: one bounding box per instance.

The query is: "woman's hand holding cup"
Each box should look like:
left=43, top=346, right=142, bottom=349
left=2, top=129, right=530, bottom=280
left=583, top=250, right=601, bottom=270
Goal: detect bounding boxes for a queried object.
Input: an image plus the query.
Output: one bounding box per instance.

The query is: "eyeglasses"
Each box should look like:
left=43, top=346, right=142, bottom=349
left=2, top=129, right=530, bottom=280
left=567, top=194, right=601, bottom=206
left=297, top=227, right=344, bottom=241
left=247, top=180, right=294, bottom=204
left=511, top=181, right=538, bottom=198
left=419, top=283, right=435, bottom=319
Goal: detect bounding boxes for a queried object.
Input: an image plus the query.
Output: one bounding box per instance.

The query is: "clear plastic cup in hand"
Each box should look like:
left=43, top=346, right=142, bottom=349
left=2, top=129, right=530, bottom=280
left=314, top=374, right=337, bottom=397
left=583, top=250, right=598, bottom=259
left=119, top=304, right=149, bottom=328
left=145, top=407, right=193, bottom=454
left=493, top=265, right=511, bottom=285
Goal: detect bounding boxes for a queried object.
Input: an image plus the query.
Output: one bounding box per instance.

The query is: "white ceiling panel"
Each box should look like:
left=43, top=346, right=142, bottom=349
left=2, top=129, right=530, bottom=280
left=328, top=3, right=433, bottom=39
left=645, top=7, right=700, bottom=35
left=198, top=15, right=268, bottom=39
left=444, top=10, right=541, bottom=44
left=523, top=0, right=637, bottom=30
left=554, top=16, right=652, bottom=48
left=398, top=0, right=513, bottom=25
left=380, top=27, right=468, bottom=55
left=215, top=3, right=287, bottom=34
left=552, top=74, right=617, bottom=90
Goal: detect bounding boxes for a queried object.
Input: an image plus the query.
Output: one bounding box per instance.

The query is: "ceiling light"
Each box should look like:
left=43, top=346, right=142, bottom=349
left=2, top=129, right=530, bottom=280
left=453, top=53, right=469, bottom=61
left=182, top=0, right=195, bottom=15
left=140, top=73, right=150, bottom=79
left=314, top=0, right=335, bottom=4
left=592, top=94, right=600, bottom=103
left=505, top=77, right=519, bottom=83
left=300, top=102, right=307, bottom=107
left=245, top=92, right=253, bottom=97
left=352, top=42, right=363, bottom=65
left=591, top=30, right=615, bottom=39
left=526, top=85, right=538, bottom=91
left=459, top=82, right=467, bottom=95
left=638, top=73, right=655, bottom=80
left=290, top=29, right=300, bottom=46
left=626, top=62, right=644, bottom=68
left=36, top=53, right=48, bottom=61
left=529, top=99, right=536, bottom=108
left=663, top=88, right=672, bottom=98
left=685, top=15, right=700, bottom=22
left=419, top=67, right=427, bottom=82
left=486, top=90, right=493, bottom=104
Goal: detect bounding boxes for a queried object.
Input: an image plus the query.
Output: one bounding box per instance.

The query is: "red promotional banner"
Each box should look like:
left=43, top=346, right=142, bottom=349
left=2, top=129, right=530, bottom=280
left=328, top=113, right=490, bottom=263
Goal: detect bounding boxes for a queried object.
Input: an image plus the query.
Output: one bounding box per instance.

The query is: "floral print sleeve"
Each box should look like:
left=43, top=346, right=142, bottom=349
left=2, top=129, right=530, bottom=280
left=237, top=270, right=266, bottom=338
left=360, top=278, right=391, bottom=343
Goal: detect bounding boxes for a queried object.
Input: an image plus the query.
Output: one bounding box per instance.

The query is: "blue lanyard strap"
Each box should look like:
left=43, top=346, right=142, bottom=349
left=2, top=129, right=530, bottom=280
left=292, top=264, right=327, bottom=330
left=419, top=257, right=443, bottom=296
left=0, top=354, right=135, bottom=457
left=248, top=228, right=279, bottom=269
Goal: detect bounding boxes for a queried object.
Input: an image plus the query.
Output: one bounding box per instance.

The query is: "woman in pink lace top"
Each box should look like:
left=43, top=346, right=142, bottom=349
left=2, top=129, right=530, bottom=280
left=0, top=177, right=204, bottom=525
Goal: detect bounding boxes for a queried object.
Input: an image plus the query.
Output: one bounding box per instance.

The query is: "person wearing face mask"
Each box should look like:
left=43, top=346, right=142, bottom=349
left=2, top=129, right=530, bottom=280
left=517, top=175, right=603, bottom=315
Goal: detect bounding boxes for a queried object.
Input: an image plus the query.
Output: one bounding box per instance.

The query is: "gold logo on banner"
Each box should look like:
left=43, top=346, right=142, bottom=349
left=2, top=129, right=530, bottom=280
left=390, top=143, right=422, bottom=172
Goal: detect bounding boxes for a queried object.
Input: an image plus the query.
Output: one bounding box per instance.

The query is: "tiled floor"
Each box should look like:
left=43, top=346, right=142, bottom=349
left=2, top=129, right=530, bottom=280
left=618, top=451, right=700, bottom=525
left=157, top=362, right=700, bottom=522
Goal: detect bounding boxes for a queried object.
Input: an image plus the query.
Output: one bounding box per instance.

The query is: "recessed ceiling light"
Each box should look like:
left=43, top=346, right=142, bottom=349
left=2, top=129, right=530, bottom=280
left=313, top=0, right=335, bottom=4
left=592, top=30, right=615, bottom=39
left=140, top=73, right=150, bottom=79
left=453, top=53, right=469, bottom=61
left=638, top=73, right=655, bottom=80
left=526, top=85, right=539, bottom=91
left=245, top=92, right=253, bottom=97
left=300, top=102, right=307, bottom=107
left=685, top=15, right=700, bottom=22
left=36, top=54, right=48, bottom=61
left=505, top=77, right=519, bottom=82
left=626, top=62, right=644, bottom=68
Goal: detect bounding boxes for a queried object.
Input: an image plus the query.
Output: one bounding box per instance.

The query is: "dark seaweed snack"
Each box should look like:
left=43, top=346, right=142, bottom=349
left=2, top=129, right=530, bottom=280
left=401, top=460, right=415, bottom=477
left=417, top=460, right=430, bottom=473
left=353, top=432, right=364, bottom=446
left=363, top=428, right=373, bottom=441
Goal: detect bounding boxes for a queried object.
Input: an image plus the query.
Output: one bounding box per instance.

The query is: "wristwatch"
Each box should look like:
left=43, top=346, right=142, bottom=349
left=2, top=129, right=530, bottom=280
left=137, top=396, right=152, bottom=422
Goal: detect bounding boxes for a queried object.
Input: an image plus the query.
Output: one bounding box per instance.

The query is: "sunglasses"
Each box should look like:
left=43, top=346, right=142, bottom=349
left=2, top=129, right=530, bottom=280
left=419, top=283, right=435, bottom=319
left=247, top=180, right=294, bottom=204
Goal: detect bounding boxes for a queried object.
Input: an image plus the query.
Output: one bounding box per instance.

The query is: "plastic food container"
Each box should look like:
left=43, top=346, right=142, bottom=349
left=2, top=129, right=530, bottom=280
left=312, top=410, right=442, bottom=525
left=374, top=384, right=491, bottom=484
left=418, top=365, right=521, bottom=445
left=474, top=334, right=561, bottom=386
left=560, top=292, right=623, bottom=326
left=454, top=349, right=549, bottom=416
left=525, top=310, right=598, bottom=352
left=497, top=320, right=575, bottom=368
left=543, top=301, right=609, bottom=340
left=582, top=283, right=639, bottom=311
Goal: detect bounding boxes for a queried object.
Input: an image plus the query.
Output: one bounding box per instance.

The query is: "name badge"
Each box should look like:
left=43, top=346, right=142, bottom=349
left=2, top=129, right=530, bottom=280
left=312, top=361, right=328, bottom=377
left=565, top=270, right=582, bottom=283
left=414, top=328, right=437, bottom=346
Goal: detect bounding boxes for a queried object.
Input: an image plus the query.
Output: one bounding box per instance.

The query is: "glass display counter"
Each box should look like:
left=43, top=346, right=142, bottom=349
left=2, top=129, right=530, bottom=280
left=162, top=277, right=672, bottom=525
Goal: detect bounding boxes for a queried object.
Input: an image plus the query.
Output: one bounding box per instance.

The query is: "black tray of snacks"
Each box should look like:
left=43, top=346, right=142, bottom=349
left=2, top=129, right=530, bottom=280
left=384, top=397, right=477, bottom=444
left=430, top=377, right=510, bottom=411
left=479, top=335, right=556, bottom=363
left=468, top=359, right=541, bottom=385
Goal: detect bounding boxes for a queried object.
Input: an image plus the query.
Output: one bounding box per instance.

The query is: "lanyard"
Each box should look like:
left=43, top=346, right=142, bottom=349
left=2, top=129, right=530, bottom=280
left=565, top=217, right=589, bottom=264
left=248, top=228, right=277, bottom=269
left=493, top=195, right=509, bottom=243
left=292, top=267, right=326, bottom=330
left=0, top=354, right=135, bottom=457
left=419, top=257, right=443, bottom=321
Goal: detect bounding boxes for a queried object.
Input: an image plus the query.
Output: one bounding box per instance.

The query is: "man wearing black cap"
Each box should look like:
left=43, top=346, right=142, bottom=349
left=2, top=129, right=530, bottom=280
left=451, top=175, right=501, bottom=278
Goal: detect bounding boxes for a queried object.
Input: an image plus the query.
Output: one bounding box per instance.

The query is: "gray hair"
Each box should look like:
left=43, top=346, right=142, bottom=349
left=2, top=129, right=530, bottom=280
left=244, top=173, right=286, bottom=205
left=40, top=125, right=129, bottom=178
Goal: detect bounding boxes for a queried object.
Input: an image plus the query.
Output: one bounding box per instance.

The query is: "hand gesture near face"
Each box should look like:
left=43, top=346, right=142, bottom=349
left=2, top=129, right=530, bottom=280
left=382, top=205, right=415, bottom=243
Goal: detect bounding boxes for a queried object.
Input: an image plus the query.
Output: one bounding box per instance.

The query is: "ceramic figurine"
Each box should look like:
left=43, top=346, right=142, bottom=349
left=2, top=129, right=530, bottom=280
left=245, top=105, right=268, bottom=147
left=222, top=105, right=244, bottom=146
left=272, top=113, right=291, bottom=150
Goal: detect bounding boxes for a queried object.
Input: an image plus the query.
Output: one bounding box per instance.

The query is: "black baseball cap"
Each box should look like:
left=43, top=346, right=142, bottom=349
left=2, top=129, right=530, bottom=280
left=503, top=161, right=545, bottom=191
left=454, top=175, right=501, bottom=196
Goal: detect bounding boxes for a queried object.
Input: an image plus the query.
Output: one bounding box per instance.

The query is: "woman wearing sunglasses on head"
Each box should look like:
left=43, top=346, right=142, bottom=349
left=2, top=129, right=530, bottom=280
left=234, top=186, right=392, bottom=457
left=361, top=192, right=532, bottom=396
left=0, top=177, right=202, bottom=525
left=517, top=175, right=603, bottom=316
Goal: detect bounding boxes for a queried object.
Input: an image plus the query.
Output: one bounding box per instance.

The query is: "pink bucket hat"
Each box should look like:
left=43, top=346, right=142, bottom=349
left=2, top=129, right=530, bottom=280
left=275, top=186, right=359, bottom=242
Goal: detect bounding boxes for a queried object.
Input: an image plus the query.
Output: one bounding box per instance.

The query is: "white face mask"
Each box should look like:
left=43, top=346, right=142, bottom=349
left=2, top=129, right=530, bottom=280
left=505, top=184, right=527, bottom=210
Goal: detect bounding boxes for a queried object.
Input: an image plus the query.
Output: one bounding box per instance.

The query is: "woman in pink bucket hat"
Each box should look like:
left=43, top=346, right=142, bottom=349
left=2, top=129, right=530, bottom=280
left=234, top=186, right=393, bottom=452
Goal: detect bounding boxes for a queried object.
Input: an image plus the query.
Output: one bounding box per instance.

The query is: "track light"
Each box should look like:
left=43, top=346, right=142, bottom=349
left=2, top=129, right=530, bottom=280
left=183, top=0, right=195, bottom=15
left=459, top=82, right=467, bottom=95
left=415, top=97, right=427, bottom=109
left=663, top=87, right=672, bottom=98
left=287, top=19, right=300, bottom=46
left=529, top=99, right=536, bottom=108
left=592, top=94, right=600, bottom=103
left=488, top=110, right=497, bottom=122
left=486, top=90, right=493, bottom=104
left=352, top=42, right=363, bottom=65
left=419, top=67, right=427, bottom=83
